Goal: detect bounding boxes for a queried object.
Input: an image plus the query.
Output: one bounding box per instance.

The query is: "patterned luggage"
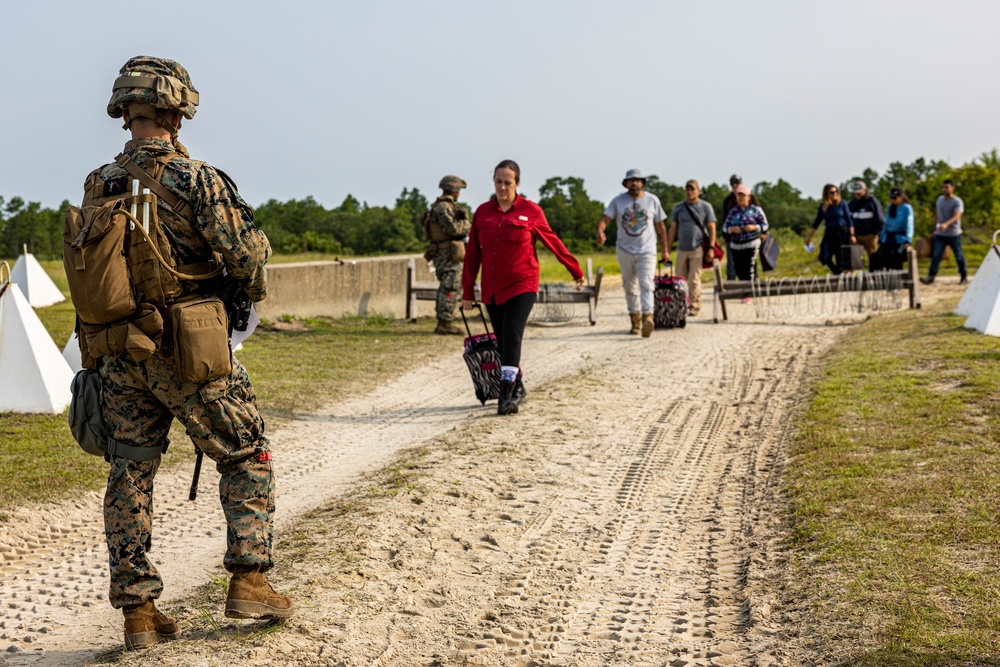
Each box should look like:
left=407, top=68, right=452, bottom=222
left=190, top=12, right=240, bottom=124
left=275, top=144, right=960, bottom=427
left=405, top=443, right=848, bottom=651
left=654, top=275, right=688, bottom=329
left=460, top=305, right=501, bottom=404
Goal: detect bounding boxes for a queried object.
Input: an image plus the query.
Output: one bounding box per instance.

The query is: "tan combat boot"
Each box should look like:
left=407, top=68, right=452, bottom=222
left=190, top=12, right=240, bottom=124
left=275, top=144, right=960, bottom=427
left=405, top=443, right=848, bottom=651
left=123, top=600, right=180, bottom=650
left=225, top=568, right=295, bottom=620
left=628, top=312, right=641, bottom=335
left=641, top=313, right=654, bottom=338
left=434, top=319, right=464, bottom=335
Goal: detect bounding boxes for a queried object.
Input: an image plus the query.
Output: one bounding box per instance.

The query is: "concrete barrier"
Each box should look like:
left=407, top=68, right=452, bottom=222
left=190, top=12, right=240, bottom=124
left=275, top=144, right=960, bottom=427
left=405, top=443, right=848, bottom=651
left=255, top=255, right=434, bottom=321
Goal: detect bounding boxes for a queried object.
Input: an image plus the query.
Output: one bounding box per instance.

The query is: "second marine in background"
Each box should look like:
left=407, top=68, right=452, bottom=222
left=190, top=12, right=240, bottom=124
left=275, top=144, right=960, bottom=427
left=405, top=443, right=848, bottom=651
left=424, top=175, right=472, bottom=335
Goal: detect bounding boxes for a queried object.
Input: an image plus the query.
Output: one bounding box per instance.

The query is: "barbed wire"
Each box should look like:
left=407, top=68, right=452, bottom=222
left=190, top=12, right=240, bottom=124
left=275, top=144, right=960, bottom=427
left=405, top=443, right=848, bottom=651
left=746, top=271, right=906, bottom=319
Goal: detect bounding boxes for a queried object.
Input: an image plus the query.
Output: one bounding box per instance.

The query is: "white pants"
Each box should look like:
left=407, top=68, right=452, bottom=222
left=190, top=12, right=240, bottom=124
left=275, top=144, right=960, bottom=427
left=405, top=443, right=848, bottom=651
left=617, top=247, right=656, bottom=314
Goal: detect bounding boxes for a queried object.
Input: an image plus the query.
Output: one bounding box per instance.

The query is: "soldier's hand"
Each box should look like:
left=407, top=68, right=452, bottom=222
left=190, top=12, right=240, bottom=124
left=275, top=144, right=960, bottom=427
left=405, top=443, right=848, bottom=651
left=574, top=277, right=585, bottom=286
left=462, top=299, right=474, bottom=310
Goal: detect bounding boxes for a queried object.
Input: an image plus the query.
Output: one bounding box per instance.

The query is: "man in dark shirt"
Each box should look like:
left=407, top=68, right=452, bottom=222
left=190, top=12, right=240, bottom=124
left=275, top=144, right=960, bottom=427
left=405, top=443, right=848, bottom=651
left=847, top=180, right=884, bottom=265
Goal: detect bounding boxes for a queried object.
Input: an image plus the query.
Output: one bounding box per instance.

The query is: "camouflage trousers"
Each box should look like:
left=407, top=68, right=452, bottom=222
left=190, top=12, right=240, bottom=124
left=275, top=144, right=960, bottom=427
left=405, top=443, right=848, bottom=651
left=434, top=254, right=462, bottom=322
left=100, top=346, right=274, bottom=608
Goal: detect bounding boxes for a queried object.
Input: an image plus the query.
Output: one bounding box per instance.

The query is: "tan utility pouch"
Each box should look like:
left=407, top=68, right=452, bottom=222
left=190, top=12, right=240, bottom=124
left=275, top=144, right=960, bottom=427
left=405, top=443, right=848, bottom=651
left=450, top=240, right=466, bottom=262
left=170, top=297, right=232, bottom=384
left=64, top=201, right=136, bottom=324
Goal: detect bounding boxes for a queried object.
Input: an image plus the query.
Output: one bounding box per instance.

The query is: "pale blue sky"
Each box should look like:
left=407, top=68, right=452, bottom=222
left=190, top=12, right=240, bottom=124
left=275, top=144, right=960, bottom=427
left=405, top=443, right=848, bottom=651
left=2, top=1, right=997, bottom=211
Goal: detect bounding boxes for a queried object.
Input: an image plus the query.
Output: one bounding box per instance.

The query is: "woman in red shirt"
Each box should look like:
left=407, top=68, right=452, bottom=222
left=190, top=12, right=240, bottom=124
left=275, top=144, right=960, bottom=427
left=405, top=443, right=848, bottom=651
left=462, top=159, right=584, bottom=415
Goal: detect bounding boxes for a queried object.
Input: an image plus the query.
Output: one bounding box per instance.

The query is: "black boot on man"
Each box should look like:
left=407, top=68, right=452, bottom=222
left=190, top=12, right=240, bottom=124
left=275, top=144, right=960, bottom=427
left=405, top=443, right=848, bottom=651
left=225, top=566, right=295, bottom=620
left=123, top=600, right=180, bottom=650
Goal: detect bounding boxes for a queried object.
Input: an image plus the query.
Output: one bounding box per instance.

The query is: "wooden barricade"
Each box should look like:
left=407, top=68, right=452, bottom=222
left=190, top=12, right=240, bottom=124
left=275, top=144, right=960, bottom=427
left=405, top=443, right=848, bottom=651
left=406, top=258, right=604, bottom=325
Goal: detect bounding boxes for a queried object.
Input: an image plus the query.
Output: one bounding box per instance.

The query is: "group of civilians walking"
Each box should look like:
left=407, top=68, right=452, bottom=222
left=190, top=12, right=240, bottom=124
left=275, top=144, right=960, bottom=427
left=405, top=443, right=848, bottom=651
left=451, top=162, right=966, bottom=418
left=596, top=170, right=770, bottom=323
left=803, top=178, right=965, bottom=283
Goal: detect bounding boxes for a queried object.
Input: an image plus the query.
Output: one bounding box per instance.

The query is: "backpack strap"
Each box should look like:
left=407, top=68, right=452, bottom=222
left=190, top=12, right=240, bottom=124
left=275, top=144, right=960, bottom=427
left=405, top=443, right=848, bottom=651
left=115, top=153, right=195, bottom=222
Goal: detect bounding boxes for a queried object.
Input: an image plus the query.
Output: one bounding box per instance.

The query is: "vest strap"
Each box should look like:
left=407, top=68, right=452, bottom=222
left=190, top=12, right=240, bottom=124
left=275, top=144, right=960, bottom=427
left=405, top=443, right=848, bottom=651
left=115, top=153, right=195, bottom=221
left=106, top=438, right=168, bottom=461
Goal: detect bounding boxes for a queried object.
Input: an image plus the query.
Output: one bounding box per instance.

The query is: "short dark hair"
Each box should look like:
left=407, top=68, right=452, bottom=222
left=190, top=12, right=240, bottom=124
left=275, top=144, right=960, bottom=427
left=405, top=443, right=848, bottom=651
left=494, top=159, right=521, bottom=185
left=943, top=179, right=955, bottom=186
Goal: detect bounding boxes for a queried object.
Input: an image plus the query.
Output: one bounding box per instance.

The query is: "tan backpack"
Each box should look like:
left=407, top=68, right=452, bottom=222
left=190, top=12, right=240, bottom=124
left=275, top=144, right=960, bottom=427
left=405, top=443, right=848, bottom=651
left=63, top=152, right=223, bottom=367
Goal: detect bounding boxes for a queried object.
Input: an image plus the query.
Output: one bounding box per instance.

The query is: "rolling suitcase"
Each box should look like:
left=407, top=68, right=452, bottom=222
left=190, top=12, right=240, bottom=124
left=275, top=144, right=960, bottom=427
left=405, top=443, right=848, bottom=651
left=461, top=305, right=501, bottom=404
left=654, top=274, right=688, bottom=329
left=840, top=243, right=865, bottom=271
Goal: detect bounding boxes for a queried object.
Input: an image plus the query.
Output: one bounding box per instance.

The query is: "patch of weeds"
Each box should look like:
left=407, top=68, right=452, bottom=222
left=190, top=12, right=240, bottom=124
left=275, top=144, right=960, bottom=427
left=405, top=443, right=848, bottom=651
left=786, top=298, right=1000, bottom=662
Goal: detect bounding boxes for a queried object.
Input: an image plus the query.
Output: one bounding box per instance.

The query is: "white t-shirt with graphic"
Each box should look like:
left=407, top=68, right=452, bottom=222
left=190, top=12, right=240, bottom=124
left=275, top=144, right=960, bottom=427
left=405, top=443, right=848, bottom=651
left=604, top=191, right=666, bottom=255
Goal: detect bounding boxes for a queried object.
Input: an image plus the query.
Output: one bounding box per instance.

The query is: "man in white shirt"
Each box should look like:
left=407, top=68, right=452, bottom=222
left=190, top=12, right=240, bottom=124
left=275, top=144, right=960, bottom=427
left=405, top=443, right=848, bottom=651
left=596, top=169, right=668, bottom=337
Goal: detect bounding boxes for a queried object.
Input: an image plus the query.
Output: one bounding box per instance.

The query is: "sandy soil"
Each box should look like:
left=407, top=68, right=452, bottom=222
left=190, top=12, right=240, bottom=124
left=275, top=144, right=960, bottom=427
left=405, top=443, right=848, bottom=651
left=1, top=276, right=947, bottom=667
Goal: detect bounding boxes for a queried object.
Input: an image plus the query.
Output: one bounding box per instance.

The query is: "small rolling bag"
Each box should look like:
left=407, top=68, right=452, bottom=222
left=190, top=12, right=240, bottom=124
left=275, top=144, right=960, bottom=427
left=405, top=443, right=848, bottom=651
left=653, top=273, right=688, bottom=329
left=461, top=305, right=501, bottom=404
left=840, top=243, right=865, bottom=271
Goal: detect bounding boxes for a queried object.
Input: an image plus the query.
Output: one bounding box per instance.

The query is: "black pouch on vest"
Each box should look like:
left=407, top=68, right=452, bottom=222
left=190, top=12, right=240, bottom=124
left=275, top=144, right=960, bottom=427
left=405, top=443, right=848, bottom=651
left=69, top=368, right=109, bottom=457
left=170, top=297, right=233, bottom=384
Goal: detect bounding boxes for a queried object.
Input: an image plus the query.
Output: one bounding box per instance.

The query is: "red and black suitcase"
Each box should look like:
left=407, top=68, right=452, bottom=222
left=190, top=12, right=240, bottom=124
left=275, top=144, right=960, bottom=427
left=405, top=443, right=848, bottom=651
left=460, top=305, right=501, bottom=404
left=654, top=274, right=688, bottom=329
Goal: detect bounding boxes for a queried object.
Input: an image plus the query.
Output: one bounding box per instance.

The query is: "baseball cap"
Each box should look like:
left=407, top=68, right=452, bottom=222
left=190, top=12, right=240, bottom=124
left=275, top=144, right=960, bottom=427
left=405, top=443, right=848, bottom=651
left=850, top=180, right=867, bottom=193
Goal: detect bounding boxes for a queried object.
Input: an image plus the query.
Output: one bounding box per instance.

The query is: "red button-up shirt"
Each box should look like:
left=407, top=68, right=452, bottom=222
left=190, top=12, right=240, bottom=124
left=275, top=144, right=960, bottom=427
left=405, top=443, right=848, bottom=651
left=462, top=195, right=583, bottom=305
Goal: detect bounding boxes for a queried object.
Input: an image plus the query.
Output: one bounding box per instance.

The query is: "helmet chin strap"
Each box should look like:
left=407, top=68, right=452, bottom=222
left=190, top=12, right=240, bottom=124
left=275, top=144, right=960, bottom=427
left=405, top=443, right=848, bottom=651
left=124, top=102, right=190, bottom=157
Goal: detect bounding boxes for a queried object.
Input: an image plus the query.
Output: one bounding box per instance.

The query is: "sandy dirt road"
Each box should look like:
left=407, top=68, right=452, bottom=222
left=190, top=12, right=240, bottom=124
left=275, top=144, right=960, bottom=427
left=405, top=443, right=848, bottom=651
left=0, top=279, right=867, bottom=666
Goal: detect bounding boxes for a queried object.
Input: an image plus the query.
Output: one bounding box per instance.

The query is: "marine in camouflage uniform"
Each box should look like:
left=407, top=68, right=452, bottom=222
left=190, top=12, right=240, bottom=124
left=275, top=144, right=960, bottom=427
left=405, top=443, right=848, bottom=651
left=426, top=175, right=471, bottom=335
left=74, top=56, right=292, bottom=649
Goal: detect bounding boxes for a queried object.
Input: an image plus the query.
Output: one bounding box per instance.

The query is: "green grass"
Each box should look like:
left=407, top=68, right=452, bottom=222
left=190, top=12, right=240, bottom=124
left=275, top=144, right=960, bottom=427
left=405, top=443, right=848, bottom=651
left=0, top=257, right=453, bottom=516
left=786, top=298, right=1000, bottom=664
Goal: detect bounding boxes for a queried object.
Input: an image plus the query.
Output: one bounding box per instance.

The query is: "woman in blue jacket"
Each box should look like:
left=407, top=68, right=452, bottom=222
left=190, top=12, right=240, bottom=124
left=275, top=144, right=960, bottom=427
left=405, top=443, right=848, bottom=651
left=804, top=184, right=856, bottom=275
left=870, top=187, right=914, bottom=271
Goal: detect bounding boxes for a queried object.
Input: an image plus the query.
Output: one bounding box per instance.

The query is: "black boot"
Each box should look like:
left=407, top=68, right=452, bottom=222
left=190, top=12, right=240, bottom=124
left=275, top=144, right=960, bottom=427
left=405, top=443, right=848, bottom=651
left=512, top=373, right=527, bottom=406
left=497, top=380, right=518, bottom=415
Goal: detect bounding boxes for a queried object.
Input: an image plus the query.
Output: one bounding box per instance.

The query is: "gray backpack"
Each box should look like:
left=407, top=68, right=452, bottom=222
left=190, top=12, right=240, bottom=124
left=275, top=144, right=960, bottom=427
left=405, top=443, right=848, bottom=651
left=68, top=369, right=109, bottom=458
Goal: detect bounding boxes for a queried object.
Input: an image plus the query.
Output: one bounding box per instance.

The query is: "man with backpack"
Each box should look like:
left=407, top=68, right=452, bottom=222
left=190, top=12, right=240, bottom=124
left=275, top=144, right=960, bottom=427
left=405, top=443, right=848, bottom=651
left=423, top=175, right=471, bottom=334
left=65, top=56, right=293, bottom=650
left=666, top=179, right=718, bottom=316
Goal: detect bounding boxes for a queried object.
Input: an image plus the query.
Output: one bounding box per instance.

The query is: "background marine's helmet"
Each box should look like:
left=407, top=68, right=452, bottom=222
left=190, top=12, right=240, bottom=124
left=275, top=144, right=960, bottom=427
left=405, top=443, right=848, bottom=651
left=107, top=56, right=199, bottom=120
left=439, top=175, right=467, bottom=191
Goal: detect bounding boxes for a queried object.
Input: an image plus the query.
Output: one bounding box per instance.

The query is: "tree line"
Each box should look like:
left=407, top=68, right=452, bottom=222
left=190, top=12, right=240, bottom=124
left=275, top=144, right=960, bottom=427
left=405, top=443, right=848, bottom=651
left=4, top=152, right=999, bottom=261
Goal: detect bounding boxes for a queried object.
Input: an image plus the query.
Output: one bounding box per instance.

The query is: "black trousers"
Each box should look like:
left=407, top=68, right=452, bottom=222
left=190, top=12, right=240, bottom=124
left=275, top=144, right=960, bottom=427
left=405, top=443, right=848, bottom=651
left=731, top=245, right=759, bottom=281
left=485, top=291, right=536, bottom=368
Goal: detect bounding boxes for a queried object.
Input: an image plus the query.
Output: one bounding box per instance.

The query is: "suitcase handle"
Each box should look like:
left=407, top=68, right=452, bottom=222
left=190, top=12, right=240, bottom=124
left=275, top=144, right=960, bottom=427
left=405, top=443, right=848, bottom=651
left=460, top=303, right=492, bottom=338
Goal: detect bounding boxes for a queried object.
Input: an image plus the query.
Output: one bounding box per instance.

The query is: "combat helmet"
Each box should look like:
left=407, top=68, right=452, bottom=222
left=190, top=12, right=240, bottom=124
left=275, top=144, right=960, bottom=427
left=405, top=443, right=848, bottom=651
left=108, top=56, right=199, bottom=121
left=439, top=175, right=467, bottom=192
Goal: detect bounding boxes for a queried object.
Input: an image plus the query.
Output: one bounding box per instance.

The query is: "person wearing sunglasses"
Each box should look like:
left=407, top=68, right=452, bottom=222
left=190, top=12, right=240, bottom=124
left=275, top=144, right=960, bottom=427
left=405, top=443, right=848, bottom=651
left=666, top=179, right=717, bottom=316
left=722, top=185, right=769, bottom=297
left=870, top=187, right=913, bottom=271
left=805, top=184, right=855, bottom=275
left=721, top=174, right=760, bottom=281
left=847, top=179, right=884, bottom=263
